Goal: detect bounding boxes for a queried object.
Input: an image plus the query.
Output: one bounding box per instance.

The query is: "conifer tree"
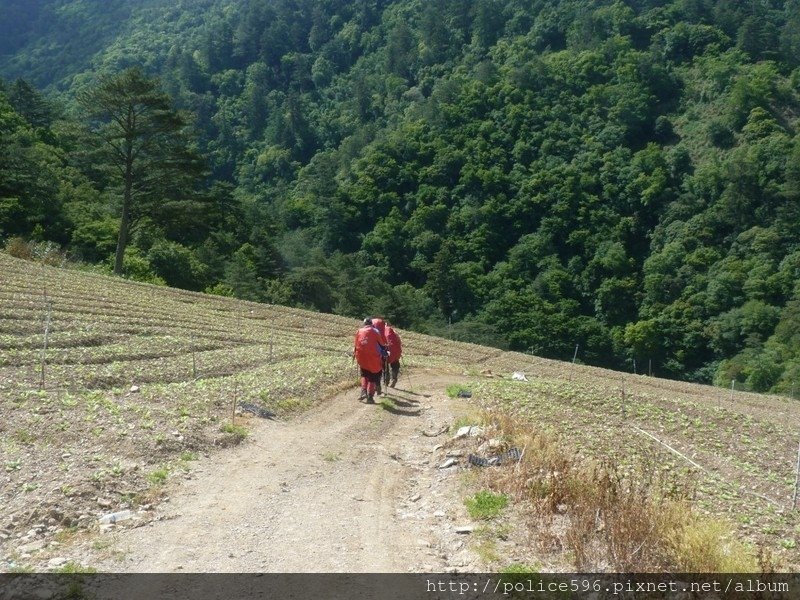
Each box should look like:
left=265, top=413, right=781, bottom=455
left=78, top=67, right=204, bottom=275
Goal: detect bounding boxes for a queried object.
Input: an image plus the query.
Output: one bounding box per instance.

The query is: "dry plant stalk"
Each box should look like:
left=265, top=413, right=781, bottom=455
left=39, top=300, right=52, bottom=390
left=231, top=378, right=238, bottom=426
left=474, top=408, right=758, bottom=572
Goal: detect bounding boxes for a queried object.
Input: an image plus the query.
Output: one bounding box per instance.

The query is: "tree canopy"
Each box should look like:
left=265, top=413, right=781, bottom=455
left=2, top=0, right=800, bottom=393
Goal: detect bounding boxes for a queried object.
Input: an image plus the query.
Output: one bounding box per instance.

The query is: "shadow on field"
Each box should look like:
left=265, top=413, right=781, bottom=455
left=378, top=401, right=421, bottom=417
left=383, top=395, right=418, bottom=408
left=391, top=386, right=431, bottom=398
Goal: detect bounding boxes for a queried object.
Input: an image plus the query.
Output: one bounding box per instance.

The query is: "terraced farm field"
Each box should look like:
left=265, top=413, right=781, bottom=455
left=2, top=251, right=800, bottom=571
left=0, top=252, right=499, bottom=570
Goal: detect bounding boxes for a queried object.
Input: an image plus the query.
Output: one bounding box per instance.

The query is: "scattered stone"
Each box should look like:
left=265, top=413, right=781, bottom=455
left=18, top=540, right=45, bottom=554
left=129, top=385, right=140, bottom=393
left=434, top=511, right=446, bottom=518
left=438, top=458, right=458, bottom=469
left=97, top=498, right=113, bottom=509
left=47, top=557, right=68, bottom=568
left=446, top=450, right=464, bottom=458
left=410, top=493, right=421, bottom=502
left=454, top=426, right=473, bottom=439
left=453, top=426, right=483, bottom=439
left=556, top=503, right=568, bottom=514
left=416, top=539, right=430, bottom=547
left=455, top=525, right=474, bottom=534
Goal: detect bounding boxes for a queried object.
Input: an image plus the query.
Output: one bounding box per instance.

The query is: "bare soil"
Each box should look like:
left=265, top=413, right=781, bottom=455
left=66, top=374, right=485, bottom=573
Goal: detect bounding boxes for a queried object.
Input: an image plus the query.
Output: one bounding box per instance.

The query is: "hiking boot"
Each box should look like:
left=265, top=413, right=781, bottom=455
left=366, top=393, right=375, bottom=404
left=358, top=389, right=367, bottom=402
left=389, top=378, right=397, bottom=388
left=376, top=382, right=382, bottom=396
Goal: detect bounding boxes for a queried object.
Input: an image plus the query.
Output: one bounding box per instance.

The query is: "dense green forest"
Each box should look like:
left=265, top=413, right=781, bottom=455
left=2, top=0, right=800, bottom=393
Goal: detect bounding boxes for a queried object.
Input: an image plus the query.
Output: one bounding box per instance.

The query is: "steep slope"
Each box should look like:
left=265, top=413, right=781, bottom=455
left=0, top=0, right=171, bottom=89
left=3, top=253, right=800, bottom=572
left=0, top=252, right=498, bottom=570
left=2, top=0, right=800, bottom=391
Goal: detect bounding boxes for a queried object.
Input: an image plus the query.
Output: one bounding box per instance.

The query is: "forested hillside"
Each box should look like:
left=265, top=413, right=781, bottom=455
left=2, top=0, right=800, bottom=393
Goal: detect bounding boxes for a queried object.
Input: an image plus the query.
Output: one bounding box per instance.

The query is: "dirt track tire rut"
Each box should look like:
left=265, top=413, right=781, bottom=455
left=82, top=374, right=477, bottom=573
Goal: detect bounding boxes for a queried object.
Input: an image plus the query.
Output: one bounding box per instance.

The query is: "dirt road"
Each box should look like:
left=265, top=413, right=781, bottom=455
left=84, top=375, right=482, bottom=572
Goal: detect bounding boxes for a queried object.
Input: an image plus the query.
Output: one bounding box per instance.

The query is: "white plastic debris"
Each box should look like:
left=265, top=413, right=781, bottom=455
left=98, top=510, right=133, bottom=525
left=511, top=372, right=528, bottom=381
left=453, top=425, right=484, bottom=439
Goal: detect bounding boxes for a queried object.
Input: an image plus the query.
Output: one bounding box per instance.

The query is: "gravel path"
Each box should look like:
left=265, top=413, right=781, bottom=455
left=79, top=374, right=481, bottom=572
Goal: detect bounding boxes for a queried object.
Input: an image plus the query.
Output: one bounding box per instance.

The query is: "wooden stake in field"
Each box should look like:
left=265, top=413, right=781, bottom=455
left=570, top=343, right=578, bottom=381
left=621, top=378, right=627, bottom=419
left=231, top=378, right=238, bottom=426
left=730, top=379, right=735, bottom=402
left=793, top=441, right=800, bottom=510
left=39, top=301, right=52, bottom=391
left=191, top=333, right=197, bottom=380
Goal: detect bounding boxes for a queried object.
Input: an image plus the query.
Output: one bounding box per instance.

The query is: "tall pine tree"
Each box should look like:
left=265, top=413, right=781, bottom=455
left=78, top=68, right=205, bottom=275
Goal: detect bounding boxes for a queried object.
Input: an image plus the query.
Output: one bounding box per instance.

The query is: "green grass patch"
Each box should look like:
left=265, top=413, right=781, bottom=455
left=147, top=467, right=169, bottom=485
left=465, top=490, right=509, bottom=520
left=54, top=562, right=98, bottom=574
left=501, top=563, right=539, bottom=574
left=220, top=422, right=248, bottom=437
left=446, top=384, right=472, bottom=398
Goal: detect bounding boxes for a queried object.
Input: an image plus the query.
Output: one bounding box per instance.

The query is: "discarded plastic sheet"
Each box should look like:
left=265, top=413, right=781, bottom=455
left=511, top=372, right=528, bottom=381
left=467, top=447, right=522, bottom=468
left=457, top=390, right=472, bottom=398
left=240, top=402, right=276, bottom=419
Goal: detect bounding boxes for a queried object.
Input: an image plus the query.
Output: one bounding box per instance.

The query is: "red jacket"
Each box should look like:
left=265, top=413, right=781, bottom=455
left=354, top=325, right=385, bottom=373
left=385, top=326, right=402, bottom=361
left=371, top=318, right=388, bottom=346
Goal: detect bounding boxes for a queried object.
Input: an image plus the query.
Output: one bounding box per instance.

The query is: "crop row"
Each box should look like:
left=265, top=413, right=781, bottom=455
left=470, top=374, right=800, bottom=554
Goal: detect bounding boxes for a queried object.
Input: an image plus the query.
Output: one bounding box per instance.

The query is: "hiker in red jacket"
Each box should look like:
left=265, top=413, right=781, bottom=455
left=385, top=322, right=402, bottom=388
left=370, top=317, right=389, bottom=394
left=353, top=318, right=387, bottom=403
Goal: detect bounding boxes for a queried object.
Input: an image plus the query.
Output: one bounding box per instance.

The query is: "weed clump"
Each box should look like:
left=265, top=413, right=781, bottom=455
left=472, top=410, right=766, bottom=572
left=465, top=490, right=509, bottom=520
